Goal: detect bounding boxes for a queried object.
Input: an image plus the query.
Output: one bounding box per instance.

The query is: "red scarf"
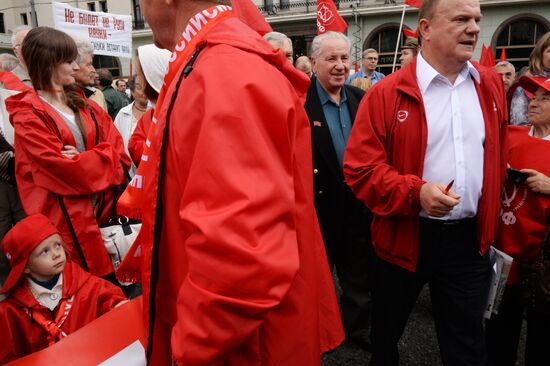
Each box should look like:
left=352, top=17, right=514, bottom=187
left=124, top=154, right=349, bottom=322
left=117, top=5, right=235, bottom=219
left=31, top=296, right=74, bottom=346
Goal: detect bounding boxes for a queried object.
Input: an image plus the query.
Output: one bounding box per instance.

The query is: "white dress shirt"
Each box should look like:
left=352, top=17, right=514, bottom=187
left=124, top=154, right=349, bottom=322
left=416, top=52, right=485, bottom=220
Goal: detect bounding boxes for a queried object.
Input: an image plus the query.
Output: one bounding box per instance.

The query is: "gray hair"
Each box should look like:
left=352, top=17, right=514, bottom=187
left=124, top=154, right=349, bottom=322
left=263, top=31, right=291, bottom=49
left=362, top=48, right=378, bottom=57
left=74, top=38, right=94, bottom=65
left=0, top=53, right=19, bottom=71
left=10, top=25, right=32, bottom=47
left=495, top=60, right=515, bottom=71
left=311, top=32, right=351, bottom=59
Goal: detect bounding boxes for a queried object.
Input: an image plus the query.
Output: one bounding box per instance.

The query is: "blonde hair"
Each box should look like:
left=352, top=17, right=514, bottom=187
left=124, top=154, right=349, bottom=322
left=350, top=77, right=372, bottom=92
left=529, top=32, right=550, bottom=75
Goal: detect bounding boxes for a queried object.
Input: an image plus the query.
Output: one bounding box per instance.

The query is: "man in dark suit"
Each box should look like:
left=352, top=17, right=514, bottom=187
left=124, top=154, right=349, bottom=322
left=305, top=31, right=372, bottom=348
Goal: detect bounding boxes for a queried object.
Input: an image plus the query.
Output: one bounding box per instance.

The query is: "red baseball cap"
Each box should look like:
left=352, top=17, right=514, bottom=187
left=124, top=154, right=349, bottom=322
left=1, top=214, right=60, bottom=294
left=519, top=75, right=550, bottom=95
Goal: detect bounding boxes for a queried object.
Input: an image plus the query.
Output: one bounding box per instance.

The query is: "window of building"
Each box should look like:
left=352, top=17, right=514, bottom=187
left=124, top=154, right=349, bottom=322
left=0, top=13, right=5, bottom=34
left=493, top=16, right=550, bottom=71
left=99, top=1, right=108, bottom=13
left=264, top=0, right=274, bottom=14
left=364, top=24, right=405, bottom=75
left=280, top=0, right=289, bottom=11
left=93, top=55, right=121, bottom=77
left=87, top=2, right=96, bottom=12
left=21, top=13, right=28, bottom=25
left=132, top=0, right=145, bottom=30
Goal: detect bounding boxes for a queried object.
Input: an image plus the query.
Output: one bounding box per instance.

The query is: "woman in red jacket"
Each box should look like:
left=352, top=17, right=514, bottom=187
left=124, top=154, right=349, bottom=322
left=5, top=27, right=130, bottom=278
left=486, top=75, right=550, bottom=366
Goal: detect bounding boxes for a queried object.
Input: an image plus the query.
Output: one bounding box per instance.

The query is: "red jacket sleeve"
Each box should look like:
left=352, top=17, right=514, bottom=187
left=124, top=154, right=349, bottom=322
left=13, top=108, right=125, bottom=196
left=89, top=103, right=132, bottom=173
left=86, top=275, right=127, bottom=315
left=343, top=86, right=425, bottom=217
left=128, top=109, right=152, bottom=166
left=170, top=52, right=300, bottom=366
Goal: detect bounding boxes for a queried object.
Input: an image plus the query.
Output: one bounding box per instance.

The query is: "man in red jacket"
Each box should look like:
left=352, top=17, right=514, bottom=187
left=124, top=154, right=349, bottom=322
left=344, top=0, right=508, bottom=365
left=132, top=0, right=344, bottom=364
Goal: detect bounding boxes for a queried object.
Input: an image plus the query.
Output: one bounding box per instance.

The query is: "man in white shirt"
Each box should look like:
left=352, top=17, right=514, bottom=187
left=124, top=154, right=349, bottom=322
left=343, top=0, right=508, bottom=365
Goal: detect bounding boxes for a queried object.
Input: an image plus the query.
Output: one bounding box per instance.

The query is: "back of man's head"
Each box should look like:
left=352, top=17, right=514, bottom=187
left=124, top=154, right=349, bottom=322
left=97, top=68, right=113, bottom=88
left=11, top=25, right=32, bottom=65
left=294, top=56, right=312, bottom=76
left=0, top=53, right=19, bottom=72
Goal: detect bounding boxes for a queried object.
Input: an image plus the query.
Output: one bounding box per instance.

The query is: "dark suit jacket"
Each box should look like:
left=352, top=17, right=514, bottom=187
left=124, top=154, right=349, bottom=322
left=305, top=78, right=371, bottom=250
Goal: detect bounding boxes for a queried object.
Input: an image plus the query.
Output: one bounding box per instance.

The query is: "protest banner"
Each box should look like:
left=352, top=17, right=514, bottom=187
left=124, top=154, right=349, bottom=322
left=52, top=1, right=132, bottom=59
left=6, top=297, right=146, bottom=366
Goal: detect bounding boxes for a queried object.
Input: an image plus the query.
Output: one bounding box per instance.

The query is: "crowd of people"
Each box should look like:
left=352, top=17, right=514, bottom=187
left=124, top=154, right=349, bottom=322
left=0, top=0, right=548, bottom=365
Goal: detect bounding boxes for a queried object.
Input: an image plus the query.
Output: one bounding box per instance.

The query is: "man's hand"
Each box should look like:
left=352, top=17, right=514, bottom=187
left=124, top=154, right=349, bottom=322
left=420, top=182, right=461, bottom=217
left=521, top=168, right=550, bottom=195
left=61, top=145, right=79, bottom=159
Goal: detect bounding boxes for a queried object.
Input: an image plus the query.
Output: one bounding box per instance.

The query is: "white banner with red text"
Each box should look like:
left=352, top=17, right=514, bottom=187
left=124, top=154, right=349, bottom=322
left=52, top=1, right=132, bottom=59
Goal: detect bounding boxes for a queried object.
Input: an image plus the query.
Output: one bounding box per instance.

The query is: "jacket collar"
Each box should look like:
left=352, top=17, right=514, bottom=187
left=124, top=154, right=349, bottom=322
left=7, top=261, right=90, bottom=309
left=396, top=56, right=484, bottom=101
left=416, top=52, right=480, bottom=94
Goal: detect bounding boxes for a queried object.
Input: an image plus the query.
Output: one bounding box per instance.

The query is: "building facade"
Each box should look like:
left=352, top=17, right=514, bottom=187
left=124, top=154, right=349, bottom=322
left=262, top=0, right=550, bottom=75
left=0, top=0, right=548, bottom=76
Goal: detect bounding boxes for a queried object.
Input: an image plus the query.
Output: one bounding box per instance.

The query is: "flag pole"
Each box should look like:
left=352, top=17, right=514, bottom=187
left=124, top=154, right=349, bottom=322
left=392, top=3, right=407, bottom=73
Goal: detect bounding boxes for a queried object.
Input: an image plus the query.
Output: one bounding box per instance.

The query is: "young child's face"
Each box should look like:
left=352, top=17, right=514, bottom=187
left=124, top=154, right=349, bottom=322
left=24, top=234, right=66, bottom=281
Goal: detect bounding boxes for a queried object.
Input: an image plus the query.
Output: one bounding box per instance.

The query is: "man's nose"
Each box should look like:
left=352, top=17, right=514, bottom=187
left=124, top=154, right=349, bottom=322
left=466, top=19, right=480, bottom=34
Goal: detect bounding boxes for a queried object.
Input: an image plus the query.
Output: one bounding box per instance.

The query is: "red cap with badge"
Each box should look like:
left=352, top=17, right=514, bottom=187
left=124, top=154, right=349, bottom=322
left=518, top=75, right=550, bottom=96
left=1, top=214, right=60, bottom=294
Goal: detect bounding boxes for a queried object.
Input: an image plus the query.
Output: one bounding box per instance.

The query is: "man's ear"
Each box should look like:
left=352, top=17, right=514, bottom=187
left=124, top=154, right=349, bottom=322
left=418, top=18, right=430, bottom=42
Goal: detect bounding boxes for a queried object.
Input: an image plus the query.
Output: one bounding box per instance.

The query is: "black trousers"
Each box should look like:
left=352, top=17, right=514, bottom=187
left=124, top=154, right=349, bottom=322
left=486, top=284, right=550, bottom=366
left=369, top=218, right=492, bottom=366
left=325, top=215, right=373, bottom=343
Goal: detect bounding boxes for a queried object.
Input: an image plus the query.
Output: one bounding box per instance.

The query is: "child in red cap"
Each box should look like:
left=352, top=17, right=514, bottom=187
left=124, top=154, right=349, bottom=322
left=0, top=214, right=127, bottom=363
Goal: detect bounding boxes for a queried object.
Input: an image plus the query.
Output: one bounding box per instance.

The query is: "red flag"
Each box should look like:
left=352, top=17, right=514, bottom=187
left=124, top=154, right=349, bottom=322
left=403, top=28, right=418, bottom=40
left=232, top=0, right=272, bottom=35
left=479, top=44, right=496, bottom=67
left=405, top=0, right=423, bottom=8
left=499, top=48, right=507, bottom=62
left=317, top=0, right=347, bottom=35
left=355, top=62, right=359, bottom=72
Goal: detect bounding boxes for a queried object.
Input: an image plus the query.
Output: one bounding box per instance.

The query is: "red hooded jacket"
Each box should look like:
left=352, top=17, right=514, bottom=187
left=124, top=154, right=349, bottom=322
left=344, top=59, right=508, bottom=272
left=0, top=261, right=126, bottom=364
left=5, top=91, right=131, bottom=276
left=138, top=17, right=343, bottom=366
